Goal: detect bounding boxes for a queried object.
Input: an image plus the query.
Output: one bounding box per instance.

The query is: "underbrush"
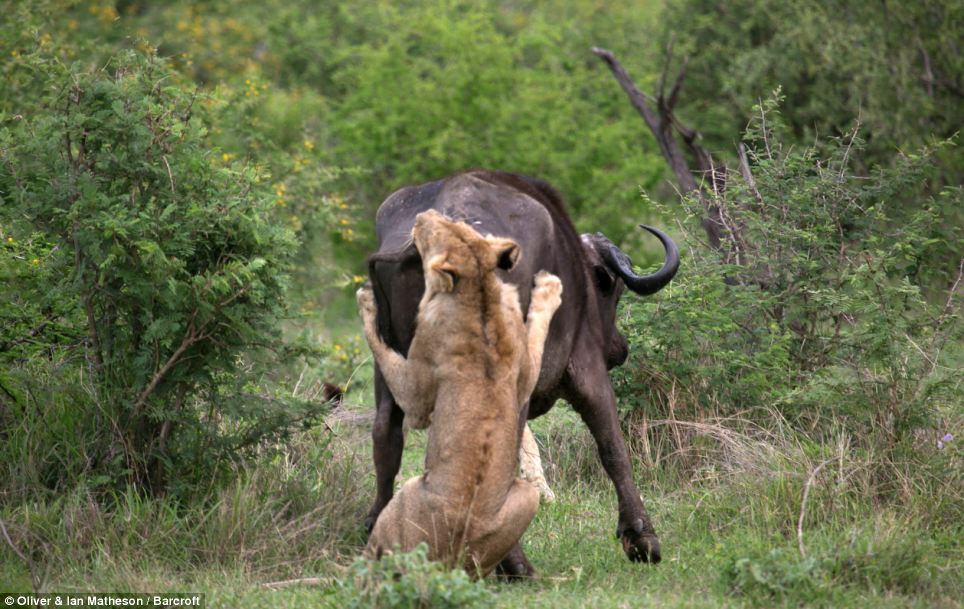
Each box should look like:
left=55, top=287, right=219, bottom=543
left=0, top=423, right=372, bottom=591
left=1, top=401, right=959, bottom=608
left=525, top=404, right=962, bottom=606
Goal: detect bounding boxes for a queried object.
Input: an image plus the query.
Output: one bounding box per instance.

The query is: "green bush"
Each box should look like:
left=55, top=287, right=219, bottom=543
left=659, top=0, right=962, bottom=174
left=330, top=544, right=493, bottom=609
left=325, top=0, right=668, bottom=245
left=0, top=49, right=325, bottom=496
left=724, top=528, right=937, bottom=605
left=617, top=98, right=960, bottom=447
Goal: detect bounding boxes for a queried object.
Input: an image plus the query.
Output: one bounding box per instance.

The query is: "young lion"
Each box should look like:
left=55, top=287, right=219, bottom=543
left=357, top=209, right=562, bottom=576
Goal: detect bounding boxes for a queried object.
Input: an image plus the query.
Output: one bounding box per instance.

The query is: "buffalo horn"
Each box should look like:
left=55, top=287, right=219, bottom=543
left=594, top=225, right=680, bottom=295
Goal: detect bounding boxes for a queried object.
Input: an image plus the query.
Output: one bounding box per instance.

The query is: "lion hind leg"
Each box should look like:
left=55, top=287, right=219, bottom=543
left=519, top=424, right=554, bottom=502
left=466, top=478, right=540, bottom=577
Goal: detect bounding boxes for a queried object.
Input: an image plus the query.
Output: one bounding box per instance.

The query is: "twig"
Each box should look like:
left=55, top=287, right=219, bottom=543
left=0, top=517, right=44, bottom=591
left=162, top=154, right=176, bottom=194
left=839, top=118, right=861, bottom=179
left=797, top=459, right=831, bottom=558
left=74, top=229, right=103, bottom=369
left=593, top=45, right=728, bottom=253
left=131, top=320, right=201, bottom=418
left=260, top=576, right=332, bottom=590
left=0, top=518, right=29, bottom=565
left=737, top=143, right=763, bottom=205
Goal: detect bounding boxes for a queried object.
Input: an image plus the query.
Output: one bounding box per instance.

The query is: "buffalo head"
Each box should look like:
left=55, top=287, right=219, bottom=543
left=581, top=225, right=680, bottom=369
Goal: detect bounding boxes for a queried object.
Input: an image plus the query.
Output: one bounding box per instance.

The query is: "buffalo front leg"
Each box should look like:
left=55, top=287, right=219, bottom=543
left=365, top=367, right=405, bottom=534
left=565, top=359, right=661, bottom=563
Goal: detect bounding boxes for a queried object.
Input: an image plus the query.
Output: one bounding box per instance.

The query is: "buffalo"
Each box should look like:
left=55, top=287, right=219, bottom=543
left=364, top=170, right=679, bottom=576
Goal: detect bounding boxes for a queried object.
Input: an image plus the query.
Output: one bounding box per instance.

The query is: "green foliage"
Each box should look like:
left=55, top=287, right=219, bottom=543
left=725, top=548, right=831, bottom=603
left=619, top=100, right=960, bottom=448
left=0, top=48, right=324, bottom=495
left=325, top=0, right=667, bottom=243
left=660, top=0, right=963, bottom=171
left=0, top=2, right=961, bottom=605
left=725, top=531, right=936, bottom=605
left=331, top=544, right=493, bottom=609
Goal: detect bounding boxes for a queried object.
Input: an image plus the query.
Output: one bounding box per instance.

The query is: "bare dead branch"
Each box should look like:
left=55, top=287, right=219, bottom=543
left=666, top=56, right=689, bottom=112
left=591, top=47, right=703, bottom=199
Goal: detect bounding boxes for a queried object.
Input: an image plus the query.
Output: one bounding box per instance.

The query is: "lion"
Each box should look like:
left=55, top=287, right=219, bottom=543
left=357, top=209, right=563, bottom=576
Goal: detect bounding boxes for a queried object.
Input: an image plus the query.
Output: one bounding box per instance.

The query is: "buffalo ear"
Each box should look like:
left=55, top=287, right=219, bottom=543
left=593, top=264, right=616, bottom=294
left=427, top=254, right=458, bottom=293
left=488, top=237, right=520, bottom=271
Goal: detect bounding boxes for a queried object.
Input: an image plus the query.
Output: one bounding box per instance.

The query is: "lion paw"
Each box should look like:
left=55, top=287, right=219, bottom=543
left=532, top=271, right=562, bottom=313
left=356, top=285, right=376, bottom=319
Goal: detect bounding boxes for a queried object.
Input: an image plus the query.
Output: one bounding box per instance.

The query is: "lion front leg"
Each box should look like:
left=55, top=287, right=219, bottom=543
left=357, top=286, right=434, bottom=427
left=522, top=272, right=563, bottom=395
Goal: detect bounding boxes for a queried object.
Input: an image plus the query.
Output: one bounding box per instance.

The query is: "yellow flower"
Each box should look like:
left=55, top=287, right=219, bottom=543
left=334, top=344, right=342, bottom=351
left=6, top=236, right=13, bottom=243
left=352, top=275, right=365, bottom=284
left=339, top=218, right=349, bottom=226
left=31, top=258, right=40, bottom=265
left=303, top=139, right=314, bottom=151
left=222, top=153, right=232, bottom=162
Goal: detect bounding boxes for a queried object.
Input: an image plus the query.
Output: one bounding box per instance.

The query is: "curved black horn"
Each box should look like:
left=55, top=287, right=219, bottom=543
left=595, top=224, right=679, bottom=295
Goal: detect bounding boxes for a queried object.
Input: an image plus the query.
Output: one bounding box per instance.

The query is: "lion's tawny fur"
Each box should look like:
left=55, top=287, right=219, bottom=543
left=357, top=210, right=562, bottom=576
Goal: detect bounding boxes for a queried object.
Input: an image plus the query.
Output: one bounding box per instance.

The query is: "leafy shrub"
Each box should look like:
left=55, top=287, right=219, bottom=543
left=659, top=0, right=962, bottom=175
left=331, top=544, right=493, bottom=609
left=724, top=527, right=937, bottom=605
left=725, top=547, right=831, bottom=603
left=0, top=49, right=325, bottom=496
left=326, top=0, right=668, bottom=244
left=618, top=99, right=960, bottom=447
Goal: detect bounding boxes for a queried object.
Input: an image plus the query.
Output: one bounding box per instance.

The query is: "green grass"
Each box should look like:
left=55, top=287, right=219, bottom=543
left=1, top=390, right=960, bottom=608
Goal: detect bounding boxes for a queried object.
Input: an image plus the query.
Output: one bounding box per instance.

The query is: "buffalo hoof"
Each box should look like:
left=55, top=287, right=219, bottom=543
left=618, top=518, right=661, bottom=564
left=364, top=508, right=382, bottom=536
left=495, top=550, right=536, bottom=582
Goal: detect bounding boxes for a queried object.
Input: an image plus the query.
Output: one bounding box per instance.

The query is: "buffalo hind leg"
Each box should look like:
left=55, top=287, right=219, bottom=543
left=365, top=367, right=405, bottom=534
left=495, top=542, right=535, bottom=581
left=564, top=359, right=661, bottom=563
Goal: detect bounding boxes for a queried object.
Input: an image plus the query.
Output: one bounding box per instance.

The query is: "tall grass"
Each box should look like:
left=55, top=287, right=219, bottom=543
left=0, top=421, right=372, bottom=591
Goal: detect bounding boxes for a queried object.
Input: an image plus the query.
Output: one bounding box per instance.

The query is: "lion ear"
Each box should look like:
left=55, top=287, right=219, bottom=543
left=488, top=237, right=520, bottom=271
left=427, top=254, right=458, bottom=293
